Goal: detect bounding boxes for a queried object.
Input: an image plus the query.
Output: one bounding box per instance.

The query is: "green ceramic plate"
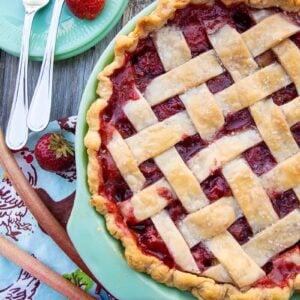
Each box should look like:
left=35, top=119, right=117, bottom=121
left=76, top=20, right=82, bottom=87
left=68, top=2, right=300, bottom=299
left=0, top=0, right=128, bottom=61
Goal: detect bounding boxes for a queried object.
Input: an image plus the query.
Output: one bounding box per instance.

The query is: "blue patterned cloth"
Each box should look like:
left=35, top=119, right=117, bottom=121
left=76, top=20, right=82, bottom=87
left=0, top=117, right=114, bottom=300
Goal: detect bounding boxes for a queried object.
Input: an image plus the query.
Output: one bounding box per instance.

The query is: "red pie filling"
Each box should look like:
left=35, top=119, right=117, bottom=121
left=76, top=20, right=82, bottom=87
left=228, top=217, right=253, bottom=244
left=97, top=1, right=300, bottom=288
left=255, top=50, right=277, bottom=68
left=272, top=83, right=298, bottom=105
left=129, top=219, right=175, bottom=268
left=200, top=169, right=232, bottom=201
left=243, top=142, right=277, bottom=176
left=206, top=71, right=234, bottom=94
left=292, top=122, right=300, bottom=146
left=152, top=96, right=185, bottom=121
left=271, top=190, right=300, bottom=218
left=139, top=159, right=164, bottom=187
left=256, top=246, right=300, bottom=288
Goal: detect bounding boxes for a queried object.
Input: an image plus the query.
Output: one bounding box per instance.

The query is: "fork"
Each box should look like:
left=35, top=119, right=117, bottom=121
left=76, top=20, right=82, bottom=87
left=5, top=0, right=49, bottom=150
left=27, top=0, right=65, bottom=132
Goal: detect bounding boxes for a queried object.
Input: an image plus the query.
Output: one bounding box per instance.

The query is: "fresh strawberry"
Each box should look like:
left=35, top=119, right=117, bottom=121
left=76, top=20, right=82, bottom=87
left=66, top=0, right=106, bottom=20
left=34, top=133, right=75, bottom=172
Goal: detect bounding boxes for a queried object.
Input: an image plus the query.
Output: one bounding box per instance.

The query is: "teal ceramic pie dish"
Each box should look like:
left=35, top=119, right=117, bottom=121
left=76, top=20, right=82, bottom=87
left=67, top=2, right=300, bottom=299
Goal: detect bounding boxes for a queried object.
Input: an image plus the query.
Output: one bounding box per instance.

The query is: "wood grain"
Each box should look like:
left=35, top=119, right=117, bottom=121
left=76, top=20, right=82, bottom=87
left=0, top=0, right=153, bottom=130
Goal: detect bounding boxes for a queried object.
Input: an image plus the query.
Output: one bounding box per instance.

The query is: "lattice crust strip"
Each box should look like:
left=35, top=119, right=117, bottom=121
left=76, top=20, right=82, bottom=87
left=100, top=4, right=300, bottom=290
left=242, top=13, right=299, bottom=57
left=152, top=210, right=200, bottom=274
left=144, top=50, right=224, bottom=106
left=107, top=131, right=145, bottom=193
left=153, top=26, right=192, bottom=72
left=208, top=24, right=258, bottom=81
left=261, top=152, right=300, bottom=194
left=222, top=159, right=279, bottom=233
left=120, top=179, right=174, bottom=222
left=281, top=97, right=300, bottom=126
left=126, top=111, right=196, bottom=164
left=188, top=129, right=262, bottom=182
left=206, top=231, right=266, bottom=288
left=250, top=98, right=299, bottom=162
left=179, top=197, right=240, bottom=247
left=180, top=84, right=225, bottom=141
left=123, top=90, right=158, bottom=131
left=154, top=148, right=209, bottom=213
left=273, top=39, right=300, bottom=94
left=243, top=209, right=300, bottom=266
left=204, top=210, right=300, bottom=285
left=215, top=63, right=291, bottom=114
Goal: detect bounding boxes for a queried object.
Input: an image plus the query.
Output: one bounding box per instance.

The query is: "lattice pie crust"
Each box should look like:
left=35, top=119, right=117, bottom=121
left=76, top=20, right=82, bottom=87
left=85, top=0, right=300, bottom=299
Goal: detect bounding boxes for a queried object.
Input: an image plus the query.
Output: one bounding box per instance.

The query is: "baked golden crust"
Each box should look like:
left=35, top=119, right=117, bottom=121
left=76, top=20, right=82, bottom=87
left=85, top=0, right=300, bottom=299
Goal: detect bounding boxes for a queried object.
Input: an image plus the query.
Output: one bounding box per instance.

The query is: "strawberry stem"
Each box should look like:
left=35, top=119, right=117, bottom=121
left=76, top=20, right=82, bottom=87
left=49, top=133, right=75, bottom=159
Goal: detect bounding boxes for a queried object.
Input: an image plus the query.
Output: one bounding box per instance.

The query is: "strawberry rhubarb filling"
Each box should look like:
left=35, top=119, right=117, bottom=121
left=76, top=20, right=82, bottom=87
left=96, top=1, right=300, bottom=289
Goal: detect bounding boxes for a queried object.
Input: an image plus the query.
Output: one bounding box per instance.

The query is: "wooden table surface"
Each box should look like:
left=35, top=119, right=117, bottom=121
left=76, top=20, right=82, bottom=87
left=0, top=0, right=152, bottom=131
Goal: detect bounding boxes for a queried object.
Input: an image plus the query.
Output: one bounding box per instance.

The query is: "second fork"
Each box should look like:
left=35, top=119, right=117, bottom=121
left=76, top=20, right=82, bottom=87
left=27, top=0, right=65, bottom=132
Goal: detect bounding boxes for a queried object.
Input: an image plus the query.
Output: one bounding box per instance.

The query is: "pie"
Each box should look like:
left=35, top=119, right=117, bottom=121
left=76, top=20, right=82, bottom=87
left=85, top=0, right=300, bottom=298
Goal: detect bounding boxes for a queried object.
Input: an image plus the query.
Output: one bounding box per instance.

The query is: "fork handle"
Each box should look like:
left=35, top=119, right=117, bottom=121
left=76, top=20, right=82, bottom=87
left=5, top=11, right=35, bottom=150
left=27, top=0, right=65, bottom=132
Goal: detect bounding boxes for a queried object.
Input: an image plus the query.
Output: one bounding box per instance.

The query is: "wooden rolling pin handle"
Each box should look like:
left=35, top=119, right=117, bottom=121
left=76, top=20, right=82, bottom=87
left=0, top=236, right=94, bottom=300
